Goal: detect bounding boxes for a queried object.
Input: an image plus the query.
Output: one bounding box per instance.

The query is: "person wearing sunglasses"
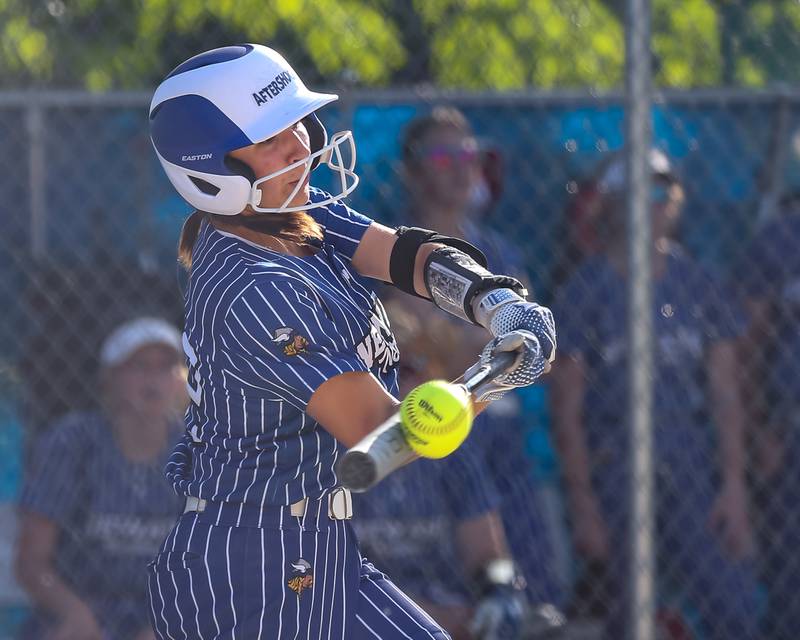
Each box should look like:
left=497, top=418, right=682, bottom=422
left=398, top=107, right=567, bottom=621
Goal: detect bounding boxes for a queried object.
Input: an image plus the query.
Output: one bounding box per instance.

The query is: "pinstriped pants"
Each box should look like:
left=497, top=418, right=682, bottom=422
left=146, top=500, right=450, bottom=639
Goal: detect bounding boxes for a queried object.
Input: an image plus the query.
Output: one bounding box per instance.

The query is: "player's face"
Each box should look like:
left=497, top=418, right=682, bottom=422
left=110, top=344, right=186, bottom=420
left=410, top=127, right=481, bottom=212
left=229, top=120, right=312, bottom=211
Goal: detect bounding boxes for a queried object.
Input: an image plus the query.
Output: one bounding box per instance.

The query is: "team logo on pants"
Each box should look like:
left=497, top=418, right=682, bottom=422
left=287, top=558, right=314, bottom=597
left=272, top=327, right=309, bottom=357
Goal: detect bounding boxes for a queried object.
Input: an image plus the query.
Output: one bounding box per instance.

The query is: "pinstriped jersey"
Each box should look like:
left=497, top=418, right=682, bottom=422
left=167, top=188, right=400, bottom=507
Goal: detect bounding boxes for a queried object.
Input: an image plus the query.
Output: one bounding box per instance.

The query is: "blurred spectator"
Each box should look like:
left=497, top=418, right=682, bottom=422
left=550, top=150, right=761, bottom=640
left=735, top=191, right=800, bottom=639
left=465, top=392, right=566, bottom=611
left=352, top=297, right=564, bottom=640
left=15, top=316, right=186, bottom=640
left=399, top=105, right=529, bottom=371
left=19, top=260, right=181, bottom=440
left=550, top=174, right=609, bottom=292
left=398, top=106, right=568, bottom=606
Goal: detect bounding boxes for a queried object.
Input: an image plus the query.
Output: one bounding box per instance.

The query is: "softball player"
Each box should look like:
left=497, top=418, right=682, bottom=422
left=146, top=44, right=556, bottom=639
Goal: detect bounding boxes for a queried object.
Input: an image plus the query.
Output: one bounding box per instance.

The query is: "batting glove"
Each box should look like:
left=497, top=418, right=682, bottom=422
left=488, top=299, right=556, bottom=364
left=466, top=330, right=547, bottom=402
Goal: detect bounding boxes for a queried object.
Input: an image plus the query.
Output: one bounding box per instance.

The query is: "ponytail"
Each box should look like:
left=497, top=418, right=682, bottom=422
left=177, top=210, right=324, bottom=270
left=178, top=211, right=207, bottom=270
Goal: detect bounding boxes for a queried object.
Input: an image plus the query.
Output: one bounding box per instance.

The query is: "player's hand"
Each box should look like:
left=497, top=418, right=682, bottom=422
left=487, top=300, right=556, bottom=365
left=572, top=492, right=610, bottom=561
left=469, top=584, right=527, bottom=640
left=466, top=330, right=547, bottom=401
left=709, top=479, right=755, bottom=560
left=47, top=602, right=103, bottom=640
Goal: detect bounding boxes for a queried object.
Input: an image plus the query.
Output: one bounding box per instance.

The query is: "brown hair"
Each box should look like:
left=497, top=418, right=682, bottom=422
left=401, top=105, right=474, bottom=167
left=178, top=210, right=323, bottom=270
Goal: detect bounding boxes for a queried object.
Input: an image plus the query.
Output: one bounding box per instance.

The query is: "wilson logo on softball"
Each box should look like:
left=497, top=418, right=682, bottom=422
left=287, top=559, right=314, bottom=597
left=271, top=327, right=309, bottom=357
left=418, top=399, right=443, bottom=422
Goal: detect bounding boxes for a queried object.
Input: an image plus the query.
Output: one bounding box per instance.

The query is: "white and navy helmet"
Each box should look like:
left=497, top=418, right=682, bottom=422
left=149, top=44, right=358, bottom=215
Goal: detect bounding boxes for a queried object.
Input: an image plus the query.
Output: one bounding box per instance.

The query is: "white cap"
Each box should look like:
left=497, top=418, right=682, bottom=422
left=100, top=317, right=182, bottom=368
left=598, top=148, right=676, bottom=194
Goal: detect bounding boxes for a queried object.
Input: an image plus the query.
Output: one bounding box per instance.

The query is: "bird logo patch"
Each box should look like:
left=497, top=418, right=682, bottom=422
left=287, top=559, right=314, bottom=597
left=272, top=327, right=309, bottom=357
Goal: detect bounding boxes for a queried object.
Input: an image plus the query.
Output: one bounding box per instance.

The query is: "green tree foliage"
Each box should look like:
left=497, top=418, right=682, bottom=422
left=0, top=0, right=797, bottom=90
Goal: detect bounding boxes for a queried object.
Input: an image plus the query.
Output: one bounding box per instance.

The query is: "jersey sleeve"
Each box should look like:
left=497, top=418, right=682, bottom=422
left=19, top=417, right=86, bottom=525
left=224, top=278, right=370, bottom=411
left=307, top=187, right=373, bottom=260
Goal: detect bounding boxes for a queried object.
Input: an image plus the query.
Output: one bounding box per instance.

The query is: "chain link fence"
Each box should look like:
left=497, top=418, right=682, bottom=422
left=1, top=1, right=800, bottom=639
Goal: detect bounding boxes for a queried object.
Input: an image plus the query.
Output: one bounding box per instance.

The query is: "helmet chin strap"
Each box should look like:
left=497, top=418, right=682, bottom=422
left=249, top=131, right=359, bottom=214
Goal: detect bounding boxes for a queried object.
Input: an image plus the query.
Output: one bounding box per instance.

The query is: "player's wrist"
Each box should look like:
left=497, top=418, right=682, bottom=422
left=472, top=288, right=525, bottom=329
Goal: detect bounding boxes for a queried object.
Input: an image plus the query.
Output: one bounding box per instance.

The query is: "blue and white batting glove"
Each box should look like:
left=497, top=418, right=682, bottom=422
left=488, top=299, right=556, bottom=363
left=466, top=330, right=547, bottom=402
left=474, top=289, right=556, bottom=364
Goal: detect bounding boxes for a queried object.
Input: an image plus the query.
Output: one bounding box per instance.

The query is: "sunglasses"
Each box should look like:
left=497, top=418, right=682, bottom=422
left=417, top=144, right=479, bottom=170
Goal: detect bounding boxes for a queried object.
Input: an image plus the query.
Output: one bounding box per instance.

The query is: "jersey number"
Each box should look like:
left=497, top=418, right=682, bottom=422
left=182, top=332, right=203, bottom=406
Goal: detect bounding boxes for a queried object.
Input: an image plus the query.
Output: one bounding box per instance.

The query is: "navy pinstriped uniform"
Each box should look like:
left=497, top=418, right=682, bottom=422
left=147, top=188, right=450, bottom=639
left=21, top=412, right=182, bottom=640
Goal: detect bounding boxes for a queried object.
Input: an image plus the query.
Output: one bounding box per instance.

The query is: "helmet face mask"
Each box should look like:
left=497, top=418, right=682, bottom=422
left=250, top=130, right=359, bottom=213
left=149, top=44, right=359, bottom=216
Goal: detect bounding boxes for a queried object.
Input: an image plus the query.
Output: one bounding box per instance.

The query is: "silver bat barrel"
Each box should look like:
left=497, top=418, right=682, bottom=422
left=337, top=350, right=516, bottom=492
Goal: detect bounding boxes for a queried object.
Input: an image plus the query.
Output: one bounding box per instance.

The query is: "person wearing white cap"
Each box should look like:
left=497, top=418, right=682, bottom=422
left=15, top=316, right=186, bottom=640
left=145, top=43, right=556, bottom=640
left=551, top=151, right=760, bottom=639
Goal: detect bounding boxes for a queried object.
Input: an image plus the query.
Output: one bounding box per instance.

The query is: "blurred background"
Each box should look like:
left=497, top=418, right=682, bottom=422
left=2, top=1, right=800, bottom=639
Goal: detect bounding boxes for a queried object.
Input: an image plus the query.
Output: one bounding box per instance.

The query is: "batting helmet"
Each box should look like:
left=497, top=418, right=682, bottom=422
left=149, top=44, right=358, bottom=216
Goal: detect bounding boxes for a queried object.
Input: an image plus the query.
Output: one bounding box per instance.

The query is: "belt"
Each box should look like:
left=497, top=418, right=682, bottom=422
left=183, top=487, right=353, bottom=522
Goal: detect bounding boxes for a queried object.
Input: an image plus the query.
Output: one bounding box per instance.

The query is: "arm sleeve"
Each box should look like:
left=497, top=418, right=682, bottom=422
left=225, top=279, right=370, bottom=411
left=308, top=188, right=372, bottom=260
left=19, top=419, right=85, bottom=526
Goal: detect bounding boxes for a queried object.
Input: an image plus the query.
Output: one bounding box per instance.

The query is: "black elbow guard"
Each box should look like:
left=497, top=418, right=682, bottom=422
left=388, top=226, right=488, bottom=297
left=424, top=246, right=526, bottom=324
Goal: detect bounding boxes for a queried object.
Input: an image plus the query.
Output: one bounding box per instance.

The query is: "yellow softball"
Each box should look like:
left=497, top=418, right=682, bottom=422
left=399, top=380, right=473, bottom=459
